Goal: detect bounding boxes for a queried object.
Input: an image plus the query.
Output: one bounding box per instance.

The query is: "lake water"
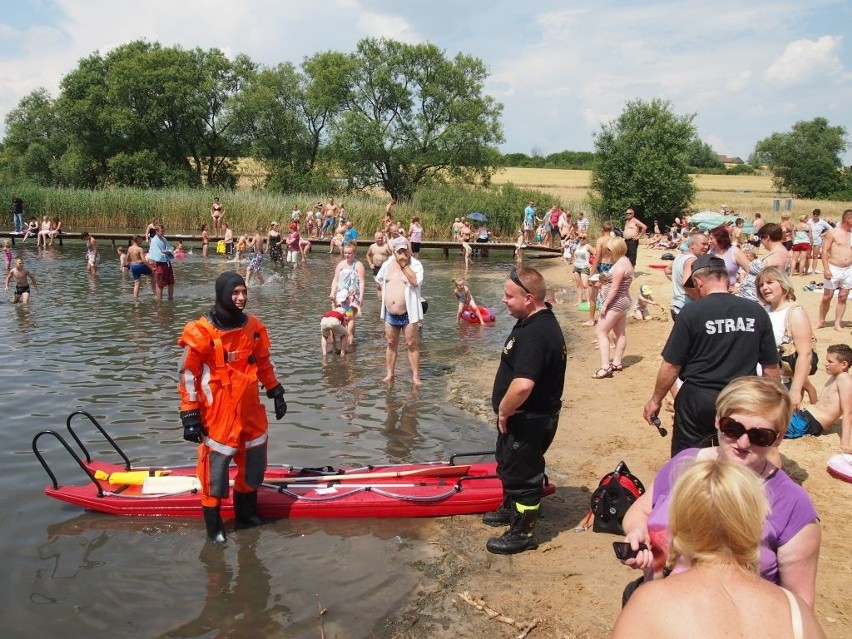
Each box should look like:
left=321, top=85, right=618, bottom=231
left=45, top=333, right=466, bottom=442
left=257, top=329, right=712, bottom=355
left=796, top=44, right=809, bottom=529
left=1, top=241, right=549, bottom=638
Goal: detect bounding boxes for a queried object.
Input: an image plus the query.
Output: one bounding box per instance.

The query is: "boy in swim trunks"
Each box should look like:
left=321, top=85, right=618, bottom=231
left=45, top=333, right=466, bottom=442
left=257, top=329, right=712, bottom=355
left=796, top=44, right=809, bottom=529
left=127, top=235, right=154, bottom=298
left=786, top=344, right=852, bottom=449
left=5, top=256, right=39, bottom=303
left=245, top=231, right=265, bottom=286
left=80, top=232, right=100, bottom=275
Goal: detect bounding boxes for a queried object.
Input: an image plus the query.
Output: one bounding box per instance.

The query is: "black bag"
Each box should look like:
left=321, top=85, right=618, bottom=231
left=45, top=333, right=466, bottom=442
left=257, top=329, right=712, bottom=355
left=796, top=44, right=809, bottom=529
left=660, top=252, right=675, bottom=261
left=781, top=350, right=818, bottom=376
left=590, top=461, right=645, bottom=535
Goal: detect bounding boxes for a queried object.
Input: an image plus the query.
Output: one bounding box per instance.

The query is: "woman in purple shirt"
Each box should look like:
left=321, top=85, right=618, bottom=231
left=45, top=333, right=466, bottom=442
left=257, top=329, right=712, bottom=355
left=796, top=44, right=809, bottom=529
left=619, top=376, right=821, bottom=607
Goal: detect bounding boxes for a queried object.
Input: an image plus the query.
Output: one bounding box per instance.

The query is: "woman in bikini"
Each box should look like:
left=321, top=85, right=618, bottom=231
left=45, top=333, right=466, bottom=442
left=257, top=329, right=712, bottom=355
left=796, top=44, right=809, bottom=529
left=593, top=237, right=634, bottom=378
left=200, top=224, right=210, bottom=257
left=210, top=197, right=224, bottom=237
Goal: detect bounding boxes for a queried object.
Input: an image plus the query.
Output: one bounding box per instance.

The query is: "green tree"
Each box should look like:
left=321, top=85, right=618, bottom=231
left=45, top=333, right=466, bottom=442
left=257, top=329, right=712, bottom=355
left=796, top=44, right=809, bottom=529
left=590, top=98, right=696, bottom=226
left=330, top=38, right=504, bottom=201
left=753, top=117, right=848, bottom=198
left=684, top=138, right=724, bottom=170
left=1, top=88, right=67, bottom=184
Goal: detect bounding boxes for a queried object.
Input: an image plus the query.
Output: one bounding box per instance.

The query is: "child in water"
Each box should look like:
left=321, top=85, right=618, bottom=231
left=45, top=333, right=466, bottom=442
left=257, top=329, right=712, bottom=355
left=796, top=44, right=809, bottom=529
left=3, top=240, right=12, bottom=270
left=5, top=256, right=39, bottom=303
left=174, top=242, right=186, bottom=259
left=320, top=289, right=352, bottom=355
left=116, top=246, right=129, bottom=272
left=286, top=223, right=301, bottom=263
left=453, top=277, right=486, bottom=325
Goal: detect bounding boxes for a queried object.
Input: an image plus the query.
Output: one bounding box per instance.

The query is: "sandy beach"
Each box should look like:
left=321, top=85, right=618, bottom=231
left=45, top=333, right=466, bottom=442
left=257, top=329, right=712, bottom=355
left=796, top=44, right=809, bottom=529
left=382, top=244, right=852, bottom=638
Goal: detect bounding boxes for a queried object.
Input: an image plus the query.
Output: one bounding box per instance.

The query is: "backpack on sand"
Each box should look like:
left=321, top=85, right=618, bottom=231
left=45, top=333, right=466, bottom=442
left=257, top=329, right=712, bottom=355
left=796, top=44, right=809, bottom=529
left=579, top=461, right=645, bottom=535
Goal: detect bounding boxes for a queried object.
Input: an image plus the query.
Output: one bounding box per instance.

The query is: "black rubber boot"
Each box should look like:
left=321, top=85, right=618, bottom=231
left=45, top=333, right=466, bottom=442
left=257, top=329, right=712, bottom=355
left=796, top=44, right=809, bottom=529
left=233, top=491, right=265, bottom=529
left=202, top=505, right=227, bottom=544
left=485, top=504, right=539, bottom=554
left=482, top=498, right=512, bottom=527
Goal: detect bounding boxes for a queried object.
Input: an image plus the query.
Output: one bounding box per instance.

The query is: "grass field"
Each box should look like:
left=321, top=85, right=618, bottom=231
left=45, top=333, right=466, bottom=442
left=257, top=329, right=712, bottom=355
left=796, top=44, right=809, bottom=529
left=491, top=167, right=849, bottom=222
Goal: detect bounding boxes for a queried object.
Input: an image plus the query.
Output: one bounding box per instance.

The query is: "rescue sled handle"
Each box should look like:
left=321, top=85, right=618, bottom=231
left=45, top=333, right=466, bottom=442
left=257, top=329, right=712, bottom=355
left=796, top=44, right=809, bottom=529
left=33, top=430, right=104, bottom=496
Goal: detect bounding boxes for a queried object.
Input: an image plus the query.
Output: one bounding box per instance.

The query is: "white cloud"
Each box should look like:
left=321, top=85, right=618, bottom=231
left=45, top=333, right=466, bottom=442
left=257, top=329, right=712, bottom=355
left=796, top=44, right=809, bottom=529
left=763, top=35, right=845, bottom=87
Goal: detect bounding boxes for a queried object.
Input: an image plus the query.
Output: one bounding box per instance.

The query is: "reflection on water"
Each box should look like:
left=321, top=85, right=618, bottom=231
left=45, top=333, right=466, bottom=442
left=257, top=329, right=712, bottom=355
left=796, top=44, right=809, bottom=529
left=1, top=244, right=532, bottom=638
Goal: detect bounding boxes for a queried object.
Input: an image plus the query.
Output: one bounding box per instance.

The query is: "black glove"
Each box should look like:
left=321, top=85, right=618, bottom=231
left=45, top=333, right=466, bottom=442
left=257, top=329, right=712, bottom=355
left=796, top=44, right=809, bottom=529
left=266, top=384, right=287, bottom=420
left=181, top=410, right=206, bottom=443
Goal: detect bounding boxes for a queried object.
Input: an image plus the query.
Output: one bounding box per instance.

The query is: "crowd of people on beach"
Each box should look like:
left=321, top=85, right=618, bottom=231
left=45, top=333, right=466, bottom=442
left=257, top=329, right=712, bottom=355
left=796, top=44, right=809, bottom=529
left=6, top=190, right=851, bottom=633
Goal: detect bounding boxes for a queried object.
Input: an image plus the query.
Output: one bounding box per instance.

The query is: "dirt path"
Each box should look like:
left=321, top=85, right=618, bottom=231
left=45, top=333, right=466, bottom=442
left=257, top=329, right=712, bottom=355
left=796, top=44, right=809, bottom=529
left=378, top=245, right=852, bottom=638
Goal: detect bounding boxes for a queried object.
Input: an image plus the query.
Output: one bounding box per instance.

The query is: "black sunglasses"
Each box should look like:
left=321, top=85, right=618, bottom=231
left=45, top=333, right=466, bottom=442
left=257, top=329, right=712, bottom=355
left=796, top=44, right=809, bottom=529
left=509, top=267, right=532, bottom=295
left=718, top=416, right=778, bottom=447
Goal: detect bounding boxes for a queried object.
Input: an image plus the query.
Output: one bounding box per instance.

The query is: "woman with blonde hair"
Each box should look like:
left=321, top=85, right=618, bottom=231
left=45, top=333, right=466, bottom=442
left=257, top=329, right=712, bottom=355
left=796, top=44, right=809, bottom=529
left=757, top=266, right=817, bottom=408
left=613, top=459, right=826, bottom=638
left=619, top=377, right=821, bottom=608
left=592, top=236, right=633, bottom=378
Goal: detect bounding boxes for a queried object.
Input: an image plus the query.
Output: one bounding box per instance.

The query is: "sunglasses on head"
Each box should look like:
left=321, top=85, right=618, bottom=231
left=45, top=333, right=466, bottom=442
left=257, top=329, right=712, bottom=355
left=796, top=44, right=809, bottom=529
left=718, top=416, right=778, bottom=447
left=509, top=267, right=532, bottom=295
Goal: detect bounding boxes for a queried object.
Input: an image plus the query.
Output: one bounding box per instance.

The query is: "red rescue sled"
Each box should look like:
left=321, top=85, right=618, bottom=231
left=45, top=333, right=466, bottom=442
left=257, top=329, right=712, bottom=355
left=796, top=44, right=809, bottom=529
left=461, top=306, right=496, bottom=323
left=33, top=412, right=555, bottom=519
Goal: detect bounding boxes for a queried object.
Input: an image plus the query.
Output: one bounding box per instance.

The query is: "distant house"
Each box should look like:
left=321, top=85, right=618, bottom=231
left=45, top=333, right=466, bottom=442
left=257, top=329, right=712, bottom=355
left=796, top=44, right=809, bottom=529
left=717, top=154, right=745, bottom=165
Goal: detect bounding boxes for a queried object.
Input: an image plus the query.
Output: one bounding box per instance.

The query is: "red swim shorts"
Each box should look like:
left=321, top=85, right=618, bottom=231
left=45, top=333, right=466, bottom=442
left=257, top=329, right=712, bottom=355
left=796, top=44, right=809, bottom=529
left=154, top=262, right=175, bottom=288
left=792, top=242, right=811, bottom=252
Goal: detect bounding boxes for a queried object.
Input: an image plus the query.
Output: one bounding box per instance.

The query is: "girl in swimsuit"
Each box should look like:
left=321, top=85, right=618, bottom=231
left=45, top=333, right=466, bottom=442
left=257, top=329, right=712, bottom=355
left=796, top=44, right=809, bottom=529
left=453, top=278, right=485, bottom=324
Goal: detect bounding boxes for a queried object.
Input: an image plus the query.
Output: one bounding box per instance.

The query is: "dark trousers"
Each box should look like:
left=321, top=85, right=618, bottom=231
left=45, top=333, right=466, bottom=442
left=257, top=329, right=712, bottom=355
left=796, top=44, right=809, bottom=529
left=495, top=412, right=558, bottom=506
left=625, top=238, right=639, bottom=266
left=672, top=384, right=719, bottom=456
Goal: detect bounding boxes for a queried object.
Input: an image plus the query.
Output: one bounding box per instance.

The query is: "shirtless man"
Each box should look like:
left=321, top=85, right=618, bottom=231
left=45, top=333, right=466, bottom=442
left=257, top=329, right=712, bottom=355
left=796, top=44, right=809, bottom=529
left=623, top=207, right=648, bottom=267
left=375, top=237, right=424, bottom=385
left=815, top=209, right=852, bottom=331
left=127, top=235, right=154, bottom=298
left=587, top=221, right=615, bottom=325
left=787, top=344, right=852, bottom=452
left=320, top=197, right=339, bottom=240
left=5, top=256, right=38, bottom=303
left=365, top=231, right=393, bottom=284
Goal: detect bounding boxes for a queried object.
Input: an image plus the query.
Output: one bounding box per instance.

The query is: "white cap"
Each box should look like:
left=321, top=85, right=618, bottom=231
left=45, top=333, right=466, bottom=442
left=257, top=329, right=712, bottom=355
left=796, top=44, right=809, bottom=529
left=390, top=236, right=409, bottom=252
left=335, top=289, right=349, bottom=304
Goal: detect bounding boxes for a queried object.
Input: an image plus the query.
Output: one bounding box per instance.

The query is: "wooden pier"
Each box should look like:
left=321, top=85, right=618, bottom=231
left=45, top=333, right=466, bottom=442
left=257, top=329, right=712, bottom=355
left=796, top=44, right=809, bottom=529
left=0, top=231, right=561, bottom=258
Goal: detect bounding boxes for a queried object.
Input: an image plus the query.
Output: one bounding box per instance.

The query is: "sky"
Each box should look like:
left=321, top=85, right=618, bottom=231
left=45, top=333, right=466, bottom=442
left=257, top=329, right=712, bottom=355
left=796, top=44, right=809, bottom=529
left=1, top=0, right=851, bottom=162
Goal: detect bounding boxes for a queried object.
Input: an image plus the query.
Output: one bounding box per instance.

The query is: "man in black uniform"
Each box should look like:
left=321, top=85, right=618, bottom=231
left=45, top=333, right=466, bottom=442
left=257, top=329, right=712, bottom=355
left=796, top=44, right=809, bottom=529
left=484, top=266, right=566, bottom=554
left=643, top=254, right=781, bottom=456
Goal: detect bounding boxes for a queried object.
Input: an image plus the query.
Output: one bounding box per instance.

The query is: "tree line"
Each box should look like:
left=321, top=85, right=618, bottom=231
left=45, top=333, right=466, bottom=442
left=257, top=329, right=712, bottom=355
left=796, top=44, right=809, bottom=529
left=1, top=37, right=848, bottom=225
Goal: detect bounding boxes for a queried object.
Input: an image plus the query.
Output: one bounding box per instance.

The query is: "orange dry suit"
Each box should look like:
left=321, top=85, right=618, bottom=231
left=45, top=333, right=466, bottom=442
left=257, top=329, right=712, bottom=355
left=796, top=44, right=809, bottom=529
left=177, top=314, right=279, bottom=507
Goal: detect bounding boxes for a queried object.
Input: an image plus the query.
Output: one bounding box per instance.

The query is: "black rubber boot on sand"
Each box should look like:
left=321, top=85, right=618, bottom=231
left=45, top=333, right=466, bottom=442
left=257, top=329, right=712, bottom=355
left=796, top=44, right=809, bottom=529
left=486, top=505, right=539, bottom=554
left=482, top=499, right=512, bottom=527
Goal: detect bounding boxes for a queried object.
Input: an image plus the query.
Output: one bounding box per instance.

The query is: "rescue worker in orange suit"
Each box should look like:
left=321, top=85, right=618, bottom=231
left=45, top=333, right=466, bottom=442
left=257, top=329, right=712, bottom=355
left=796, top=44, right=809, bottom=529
left=178, top=272, right=287, bottom=543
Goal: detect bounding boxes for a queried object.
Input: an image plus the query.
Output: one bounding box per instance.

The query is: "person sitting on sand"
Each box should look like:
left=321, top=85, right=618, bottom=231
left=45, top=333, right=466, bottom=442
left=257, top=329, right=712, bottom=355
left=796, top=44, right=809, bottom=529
left=785, top=344, right=851, bottom=451
left=632, top=284, right=664, bottom=321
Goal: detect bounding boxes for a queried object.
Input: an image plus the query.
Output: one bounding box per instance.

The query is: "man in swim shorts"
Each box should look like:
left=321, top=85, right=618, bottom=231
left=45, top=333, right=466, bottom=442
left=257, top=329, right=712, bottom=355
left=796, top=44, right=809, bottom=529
left=375, top=237, right=424, bottom=385
left=815, top=209, right=852, bottom=331
left=366, top=232, right=393, bottom=278
left=5, top=256, right=39, bottom=303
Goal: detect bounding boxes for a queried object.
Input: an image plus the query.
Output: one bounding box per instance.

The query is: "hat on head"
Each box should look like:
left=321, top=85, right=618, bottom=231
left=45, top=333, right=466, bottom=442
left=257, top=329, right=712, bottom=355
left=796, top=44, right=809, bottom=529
left=685, top=255, right=725, bottom=288
left=390, top=236, right=409, bottom=252
left=640, top=284, right=653, bottom=296
left=271, top=221, right=278, bottom=226
left=335, top=289, right=349, bottom=304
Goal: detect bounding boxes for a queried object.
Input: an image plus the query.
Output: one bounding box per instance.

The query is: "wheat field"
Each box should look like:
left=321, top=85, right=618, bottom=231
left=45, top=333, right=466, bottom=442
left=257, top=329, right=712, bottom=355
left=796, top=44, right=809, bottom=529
left=491, top=167, right=849, bottom=222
